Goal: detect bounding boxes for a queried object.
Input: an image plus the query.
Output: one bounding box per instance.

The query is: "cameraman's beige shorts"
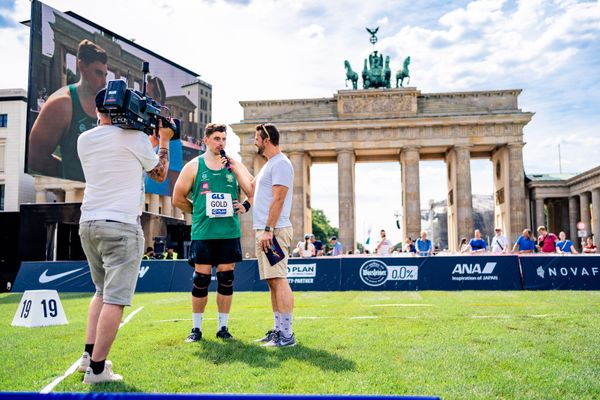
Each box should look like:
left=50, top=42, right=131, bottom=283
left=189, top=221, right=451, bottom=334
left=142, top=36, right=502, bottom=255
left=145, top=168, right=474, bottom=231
left=255, top=227, right=293, bottom=280
left=79, top=220, right=144, bottom=306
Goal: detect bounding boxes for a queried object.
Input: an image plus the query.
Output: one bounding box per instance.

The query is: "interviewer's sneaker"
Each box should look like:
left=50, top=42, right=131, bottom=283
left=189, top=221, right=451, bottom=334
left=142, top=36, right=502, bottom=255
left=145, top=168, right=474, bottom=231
left=77, top=351, right=90, bottom=373
left=264, top=332, right=296, bottom=347
left=83, top=361, right=122, bottom=384
left=255, top=329, right=278, bottom=343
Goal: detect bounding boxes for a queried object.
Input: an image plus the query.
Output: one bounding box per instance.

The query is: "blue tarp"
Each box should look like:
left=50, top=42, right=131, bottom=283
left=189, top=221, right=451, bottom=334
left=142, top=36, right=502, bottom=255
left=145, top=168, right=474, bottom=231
left=0, top=393, right=440, bottom=400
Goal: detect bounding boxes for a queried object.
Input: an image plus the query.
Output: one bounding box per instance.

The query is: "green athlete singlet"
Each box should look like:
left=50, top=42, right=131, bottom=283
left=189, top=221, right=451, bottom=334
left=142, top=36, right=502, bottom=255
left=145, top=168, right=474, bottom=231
left=60, top=84, right=96, bottom=181
left=191, top=157, right=240, bottom=240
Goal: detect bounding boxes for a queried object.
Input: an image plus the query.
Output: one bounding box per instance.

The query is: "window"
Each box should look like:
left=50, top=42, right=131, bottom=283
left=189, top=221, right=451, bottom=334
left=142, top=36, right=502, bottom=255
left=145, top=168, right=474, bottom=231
left=0, top=114, right=7, bottom=128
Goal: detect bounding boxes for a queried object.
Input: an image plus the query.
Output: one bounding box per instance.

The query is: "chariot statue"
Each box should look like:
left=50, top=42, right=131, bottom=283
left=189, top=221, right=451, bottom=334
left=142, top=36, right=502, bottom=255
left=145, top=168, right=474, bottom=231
left=343, top=27, right=411, bottom=90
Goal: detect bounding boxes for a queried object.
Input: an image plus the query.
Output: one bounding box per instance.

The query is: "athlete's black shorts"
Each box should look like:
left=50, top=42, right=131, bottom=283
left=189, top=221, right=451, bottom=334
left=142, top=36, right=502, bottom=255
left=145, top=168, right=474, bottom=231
left=187, top=238, right=243, bottom=267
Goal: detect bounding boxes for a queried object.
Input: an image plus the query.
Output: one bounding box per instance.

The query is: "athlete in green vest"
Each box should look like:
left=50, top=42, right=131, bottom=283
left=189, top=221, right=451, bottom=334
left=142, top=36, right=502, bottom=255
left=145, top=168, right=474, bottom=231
left=28, top=39, right=107, bottom=181
left=173, top=123, right=252, bottom=342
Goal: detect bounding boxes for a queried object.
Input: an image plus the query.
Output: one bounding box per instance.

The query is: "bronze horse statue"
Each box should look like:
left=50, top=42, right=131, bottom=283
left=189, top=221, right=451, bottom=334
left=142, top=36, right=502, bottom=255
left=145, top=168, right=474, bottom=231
left=344, top=60, right=359, bottom=90
left=396, top=56, right=411, bottom=88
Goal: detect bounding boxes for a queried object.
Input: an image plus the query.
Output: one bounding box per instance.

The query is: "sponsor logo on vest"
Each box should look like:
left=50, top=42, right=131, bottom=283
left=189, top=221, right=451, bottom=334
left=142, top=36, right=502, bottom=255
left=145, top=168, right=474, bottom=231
left=287, top=263, right=316, bottom=284
left=451, top=262, right=498, bottom=281
left=39, top=268, right=85, bottom=284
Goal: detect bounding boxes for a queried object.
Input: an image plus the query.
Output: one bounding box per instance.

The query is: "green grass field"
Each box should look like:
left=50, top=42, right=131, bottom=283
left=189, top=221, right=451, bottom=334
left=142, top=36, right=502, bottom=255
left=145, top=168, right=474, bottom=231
left=1, top=291, right=599, bottom=399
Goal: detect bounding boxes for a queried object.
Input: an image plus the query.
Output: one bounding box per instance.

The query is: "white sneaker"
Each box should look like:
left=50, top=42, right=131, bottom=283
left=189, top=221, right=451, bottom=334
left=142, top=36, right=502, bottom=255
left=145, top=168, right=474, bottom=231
left=82, top=361, right=122, bottom=384
left=77, top=352, right=90, bottom=373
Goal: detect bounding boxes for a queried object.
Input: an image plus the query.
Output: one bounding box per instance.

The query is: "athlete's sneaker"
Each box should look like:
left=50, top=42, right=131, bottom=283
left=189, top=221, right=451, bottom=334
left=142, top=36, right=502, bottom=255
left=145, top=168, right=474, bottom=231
left=77, top=351, right=90, bottom=373
left=185, top=328, right=202, bottom=342
left=216, top=326, right=233, bottom=340
left=263, top=332, right=296, bottom=347
left=82, top=362, right=122, bottom=384
left=255, top=329, right=278, bottom=343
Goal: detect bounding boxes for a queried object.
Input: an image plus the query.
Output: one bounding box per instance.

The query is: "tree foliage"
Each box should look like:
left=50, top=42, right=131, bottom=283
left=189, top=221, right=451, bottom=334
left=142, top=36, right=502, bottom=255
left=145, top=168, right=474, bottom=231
left=311, top=209, right=338, bottom=244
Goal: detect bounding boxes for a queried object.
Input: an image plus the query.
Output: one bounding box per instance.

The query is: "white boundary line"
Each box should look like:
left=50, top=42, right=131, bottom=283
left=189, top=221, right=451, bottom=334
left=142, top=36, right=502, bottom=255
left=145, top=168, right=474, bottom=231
left=40, top=306, right=144, bottom=394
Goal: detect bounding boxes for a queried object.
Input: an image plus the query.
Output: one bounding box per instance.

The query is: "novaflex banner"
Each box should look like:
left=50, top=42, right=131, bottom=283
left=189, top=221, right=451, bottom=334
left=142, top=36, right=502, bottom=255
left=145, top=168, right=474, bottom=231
left=341, top=258, right=420, bottom=290
left=418, top=256, right=522, bottom=290
left=520, top=255, right=600, bottom=290
left=287, top=258, right=341, bottom=291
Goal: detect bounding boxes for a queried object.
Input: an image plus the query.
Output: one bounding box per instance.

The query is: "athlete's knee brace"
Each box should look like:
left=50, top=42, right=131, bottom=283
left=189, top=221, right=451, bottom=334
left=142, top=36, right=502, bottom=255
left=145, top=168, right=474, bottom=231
left=216, top=270, right=234, bottom=296
left=192, top=272, right=211, bottom=298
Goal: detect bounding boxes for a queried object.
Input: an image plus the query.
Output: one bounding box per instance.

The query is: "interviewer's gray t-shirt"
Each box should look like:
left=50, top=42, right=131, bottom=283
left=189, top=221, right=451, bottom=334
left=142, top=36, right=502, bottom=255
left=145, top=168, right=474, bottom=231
left=252, top=152, right=294, bottom=229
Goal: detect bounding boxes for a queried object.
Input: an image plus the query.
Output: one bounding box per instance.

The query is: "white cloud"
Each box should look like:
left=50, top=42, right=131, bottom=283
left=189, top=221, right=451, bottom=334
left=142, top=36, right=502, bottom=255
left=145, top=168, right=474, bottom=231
left=3, top=0, right=600, bottom=240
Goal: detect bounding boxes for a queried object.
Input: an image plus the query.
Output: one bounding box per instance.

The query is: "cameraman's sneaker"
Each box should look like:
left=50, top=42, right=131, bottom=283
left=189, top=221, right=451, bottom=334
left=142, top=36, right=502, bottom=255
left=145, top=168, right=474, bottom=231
left=255, top=329, right=278, bottom=343
left=77, top=351, right=90, bottom=373
left=83, top=362, right=122, bottom=384
left=185, top=328, right=202, bottom=342
left=216, top=326, right=233, bottom=340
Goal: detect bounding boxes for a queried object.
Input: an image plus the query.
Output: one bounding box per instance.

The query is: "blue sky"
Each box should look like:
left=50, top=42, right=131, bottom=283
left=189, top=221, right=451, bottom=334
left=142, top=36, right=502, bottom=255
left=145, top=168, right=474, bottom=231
left=1, top=0, right=599, bottom=245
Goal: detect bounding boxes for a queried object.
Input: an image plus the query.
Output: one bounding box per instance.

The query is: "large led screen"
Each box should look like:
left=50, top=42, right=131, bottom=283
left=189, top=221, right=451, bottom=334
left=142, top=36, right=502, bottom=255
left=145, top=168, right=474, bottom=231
left=25, top=0, right=201, bottom=196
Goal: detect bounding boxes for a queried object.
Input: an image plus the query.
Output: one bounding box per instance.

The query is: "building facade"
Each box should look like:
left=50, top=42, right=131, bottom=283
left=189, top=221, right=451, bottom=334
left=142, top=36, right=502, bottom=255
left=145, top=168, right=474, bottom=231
left=0, top=89, right=35, bottom=211
left=528, top=166, right=600, bottom=249
left=231, top=87, right=533, bottom=256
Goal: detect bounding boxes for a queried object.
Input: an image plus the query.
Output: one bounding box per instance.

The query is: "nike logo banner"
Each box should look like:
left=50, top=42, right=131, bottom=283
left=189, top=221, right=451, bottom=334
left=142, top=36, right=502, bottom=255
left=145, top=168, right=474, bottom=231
left=39, top=268, right=85, bottom=284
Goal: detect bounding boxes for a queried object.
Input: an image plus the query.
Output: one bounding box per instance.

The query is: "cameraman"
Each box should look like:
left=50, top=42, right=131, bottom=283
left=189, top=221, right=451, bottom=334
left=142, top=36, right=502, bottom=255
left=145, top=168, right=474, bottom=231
left=76, top=89, right=173, bottom=384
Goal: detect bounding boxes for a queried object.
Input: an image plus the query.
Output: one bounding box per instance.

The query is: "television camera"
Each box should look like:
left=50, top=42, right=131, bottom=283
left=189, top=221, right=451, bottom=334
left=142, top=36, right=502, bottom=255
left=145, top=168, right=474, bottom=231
left=101, top=62, right=180, bottom=140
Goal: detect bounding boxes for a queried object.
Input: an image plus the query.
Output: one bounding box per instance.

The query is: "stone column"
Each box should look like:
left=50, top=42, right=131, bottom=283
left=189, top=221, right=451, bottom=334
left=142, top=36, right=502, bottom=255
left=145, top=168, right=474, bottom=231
left=148, top=194, right=160, bottom=214
left=592, top=189, right=600, bottom=245
left=507, top=143, right=526, bottom=240
left=162, top=196, right=173, bottom=217
left=289, top=151, right=311, bottom=246
left=401, top=147, right=421, bottom=241
left=239, top=152, right=255, bottom=257
left=64, top=189, right=77, bottom=203
left=568, top=196, right=579, bottom=248
left=454, top=146, right=473, bottom=240
left=36, top=190, right=46, bottom=203
left=535, top=197, right=545, bottom=230
left=580, top=192, right=591, bottom=237
left=337, top=148, right=356, bottom=253
left=547, top=201, right=555, bottom=232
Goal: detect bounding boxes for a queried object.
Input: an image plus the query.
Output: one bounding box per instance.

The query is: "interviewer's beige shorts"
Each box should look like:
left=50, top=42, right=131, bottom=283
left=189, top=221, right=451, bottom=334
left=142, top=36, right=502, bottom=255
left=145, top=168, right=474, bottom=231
left=255, top=227, right=293, bottom=280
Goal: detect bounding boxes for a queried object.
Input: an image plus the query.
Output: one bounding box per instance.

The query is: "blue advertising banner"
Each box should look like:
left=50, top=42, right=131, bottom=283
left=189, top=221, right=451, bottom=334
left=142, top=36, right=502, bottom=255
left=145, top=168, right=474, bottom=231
left=287, top=258, right=341, bottom=291
left=13, top=261, right=176, bottom=293
left=520, top=255, right=600, bottom=290
left=12, top=261, right=94, bottom=292
left=340, top=257, right=421, bottom=291
left=169, top=260, right=269, bottom=292
left=418, top=255, right=522, bottom=290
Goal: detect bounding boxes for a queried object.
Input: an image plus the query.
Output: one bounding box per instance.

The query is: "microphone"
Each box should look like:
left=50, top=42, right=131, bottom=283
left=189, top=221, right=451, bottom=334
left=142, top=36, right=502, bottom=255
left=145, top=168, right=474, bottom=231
left=219, top=149, right=232, bottom=172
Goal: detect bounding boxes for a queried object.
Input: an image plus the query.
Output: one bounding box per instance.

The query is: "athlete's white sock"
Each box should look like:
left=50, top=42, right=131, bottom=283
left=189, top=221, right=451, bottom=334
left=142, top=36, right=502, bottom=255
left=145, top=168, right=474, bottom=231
left=218, top=313, right=229, bottom=330
left=280, top=313, right=293, bottom=338
left=274, top=311, right=281, bottom=331
left=192, top=313, right=203, bottom=331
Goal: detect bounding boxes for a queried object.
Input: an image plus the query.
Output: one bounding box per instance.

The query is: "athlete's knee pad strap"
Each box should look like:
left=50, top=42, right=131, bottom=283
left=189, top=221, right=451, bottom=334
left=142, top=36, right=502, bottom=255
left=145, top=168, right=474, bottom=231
left=192, top=272, right=211, bottom=298
left=216, top=270, right=234, bottom=296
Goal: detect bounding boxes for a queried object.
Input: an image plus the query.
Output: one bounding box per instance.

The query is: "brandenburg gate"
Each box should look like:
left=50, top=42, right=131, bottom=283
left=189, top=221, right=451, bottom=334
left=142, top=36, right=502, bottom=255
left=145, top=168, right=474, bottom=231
left=231, top=87, right=533, bottom=256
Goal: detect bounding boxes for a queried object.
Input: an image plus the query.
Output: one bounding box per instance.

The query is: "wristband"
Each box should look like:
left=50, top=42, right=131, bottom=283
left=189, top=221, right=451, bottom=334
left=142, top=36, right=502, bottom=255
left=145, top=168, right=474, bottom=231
left=159, top=147, right=169, bottom=151
left=242, top=200, right=251, bottom=212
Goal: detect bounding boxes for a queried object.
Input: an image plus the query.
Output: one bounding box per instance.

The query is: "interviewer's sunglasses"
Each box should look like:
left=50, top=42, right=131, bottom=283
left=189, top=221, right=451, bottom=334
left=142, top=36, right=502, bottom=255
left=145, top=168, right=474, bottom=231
left=261, top=124, right=270, bottom=142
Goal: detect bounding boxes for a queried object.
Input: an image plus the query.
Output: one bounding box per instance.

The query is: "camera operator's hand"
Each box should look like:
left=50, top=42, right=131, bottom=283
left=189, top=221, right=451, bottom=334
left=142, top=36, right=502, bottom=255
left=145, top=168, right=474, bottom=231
left=158, top=118, right=175, bottom=143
